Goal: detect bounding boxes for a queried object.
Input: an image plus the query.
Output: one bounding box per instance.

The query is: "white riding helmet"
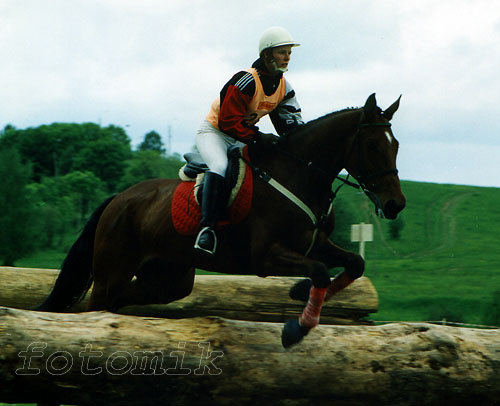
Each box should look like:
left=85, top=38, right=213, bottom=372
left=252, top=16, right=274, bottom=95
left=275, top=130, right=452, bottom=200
left=258, top=26, right=300, bottom=55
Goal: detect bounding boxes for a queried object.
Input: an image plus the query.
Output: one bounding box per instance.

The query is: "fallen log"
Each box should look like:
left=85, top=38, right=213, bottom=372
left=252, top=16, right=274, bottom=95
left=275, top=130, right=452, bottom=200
left=0, top=307, right=499, bottom=405
left=0, top=267, right=378, bottom=324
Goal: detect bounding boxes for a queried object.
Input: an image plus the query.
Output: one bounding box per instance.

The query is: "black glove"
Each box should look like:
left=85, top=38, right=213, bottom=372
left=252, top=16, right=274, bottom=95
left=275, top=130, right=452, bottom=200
left=256, top=132, right=279, bottom=147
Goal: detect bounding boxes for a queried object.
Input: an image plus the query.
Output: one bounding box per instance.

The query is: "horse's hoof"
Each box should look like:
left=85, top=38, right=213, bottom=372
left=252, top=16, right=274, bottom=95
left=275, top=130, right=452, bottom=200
left=289, top=278, right=312, bottom=302
left=281, top=319, right=310, bottom=348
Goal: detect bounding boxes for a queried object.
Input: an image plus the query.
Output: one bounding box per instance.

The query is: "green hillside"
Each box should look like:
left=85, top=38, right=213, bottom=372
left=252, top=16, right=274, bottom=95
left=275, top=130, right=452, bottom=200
left=331, top=179, right=500, bottom=327
left=16, top=179, right=500, bottom=328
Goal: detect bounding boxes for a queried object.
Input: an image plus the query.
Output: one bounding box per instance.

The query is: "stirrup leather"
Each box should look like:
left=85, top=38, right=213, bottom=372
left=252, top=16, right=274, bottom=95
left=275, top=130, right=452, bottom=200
left=194, top=226, right=217, bottom=255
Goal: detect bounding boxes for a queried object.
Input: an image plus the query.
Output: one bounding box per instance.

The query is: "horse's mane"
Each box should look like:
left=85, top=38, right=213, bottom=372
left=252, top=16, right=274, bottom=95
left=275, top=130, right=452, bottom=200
left=284, top=107, right=360, bottom=141
left=305, top=107, right=360, bottom=127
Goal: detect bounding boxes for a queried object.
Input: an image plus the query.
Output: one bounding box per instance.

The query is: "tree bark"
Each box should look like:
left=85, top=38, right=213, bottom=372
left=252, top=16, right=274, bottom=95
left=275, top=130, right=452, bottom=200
left=0, top=307, right=499, bottom=406
left=0, top=267, right=378, bottom=324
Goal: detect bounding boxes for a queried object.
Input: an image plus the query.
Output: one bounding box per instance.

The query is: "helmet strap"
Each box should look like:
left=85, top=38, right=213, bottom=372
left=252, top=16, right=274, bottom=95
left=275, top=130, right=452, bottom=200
left=268, top=60, right=288, bottom=74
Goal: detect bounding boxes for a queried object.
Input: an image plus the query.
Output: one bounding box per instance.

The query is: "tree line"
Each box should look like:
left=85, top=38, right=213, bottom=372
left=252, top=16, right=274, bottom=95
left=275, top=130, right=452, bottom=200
left=0, top=122, right=403, bottom=266
left=0, top=123, right=183, bottom=266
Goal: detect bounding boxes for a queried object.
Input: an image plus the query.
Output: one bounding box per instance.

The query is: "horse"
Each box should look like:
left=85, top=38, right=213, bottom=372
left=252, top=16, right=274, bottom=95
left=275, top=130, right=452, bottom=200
left=36, top=93, right=406, bottom=347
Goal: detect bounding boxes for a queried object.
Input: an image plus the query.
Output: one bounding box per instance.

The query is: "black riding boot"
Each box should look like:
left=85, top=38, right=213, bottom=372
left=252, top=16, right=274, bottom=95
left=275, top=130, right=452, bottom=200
left=194, top=171, right=227, bottom=254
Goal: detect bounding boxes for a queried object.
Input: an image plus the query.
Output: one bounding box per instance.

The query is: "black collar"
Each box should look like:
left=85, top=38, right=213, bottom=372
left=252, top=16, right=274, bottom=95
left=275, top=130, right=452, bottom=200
left=251, top=58, right=283, bottom=95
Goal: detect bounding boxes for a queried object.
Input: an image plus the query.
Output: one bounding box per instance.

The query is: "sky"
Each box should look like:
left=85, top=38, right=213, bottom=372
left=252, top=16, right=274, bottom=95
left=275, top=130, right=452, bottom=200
left=1, top=0, right=500, bottom=187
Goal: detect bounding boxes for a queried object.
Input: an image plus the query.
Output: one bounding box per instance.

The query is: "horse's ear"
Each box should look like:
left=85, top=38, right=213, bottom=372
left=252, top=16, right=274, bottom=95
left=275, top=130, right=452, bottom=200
left=383, top=95, right=402, bottom=121
left=363, top=93, right=378, bottom=119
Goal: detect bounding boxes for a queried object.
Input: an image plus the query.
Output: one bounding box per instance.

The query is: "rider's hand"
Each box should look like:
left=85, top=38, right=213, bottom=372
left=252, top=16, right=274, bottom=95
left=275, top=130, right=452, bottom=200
left=256, top=132, right=279, bottom=147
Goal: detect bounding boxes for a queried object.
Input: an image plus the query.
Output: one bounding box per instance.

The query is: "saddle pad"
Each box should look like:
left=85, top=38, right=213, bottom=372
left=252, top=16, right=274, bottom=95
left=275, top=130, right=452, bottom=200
left=171, top=149, right=253, bottom=235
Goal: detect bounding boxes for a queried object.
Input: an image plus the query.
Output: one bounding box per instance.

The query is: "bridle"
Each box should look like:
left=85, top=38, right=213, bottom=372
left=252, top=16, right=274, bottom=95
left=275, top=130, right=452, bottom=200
left=274, top=116, right=399, bottom=218
left=346, top=120, right=399, bottom=218
left=354, top=122, right=399, bottom=184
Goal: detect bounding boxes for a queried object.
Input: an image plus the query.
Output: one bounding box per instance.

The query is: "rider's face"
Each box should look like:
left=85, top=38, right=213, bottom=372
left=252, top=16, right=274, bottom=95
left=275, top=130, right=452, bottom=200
left=270, top=45, right=293, bottom=70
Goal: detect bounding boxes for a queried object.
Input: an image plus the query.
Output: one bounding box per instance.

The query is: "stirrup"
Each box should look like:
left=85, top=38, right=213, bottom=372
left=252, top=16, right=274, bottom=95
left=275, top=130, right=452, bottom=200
left=194, top=227, right=217, bottom=255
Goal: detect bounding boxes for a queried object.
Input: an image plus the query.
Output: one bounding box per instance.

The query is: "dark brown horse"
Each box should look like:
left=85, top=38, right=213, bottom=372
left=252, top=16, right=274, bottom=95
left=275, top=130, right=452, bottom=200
left=37, top=93, right=405, bottom=347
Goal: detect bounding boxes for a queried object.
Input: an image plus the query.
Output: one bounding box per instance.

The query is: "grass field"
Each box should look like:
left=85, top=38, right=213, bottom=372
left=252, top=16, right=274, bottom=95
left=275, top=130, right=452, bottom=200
left=14, top=180, right=500, bottom=327
left=332, top=180, right=500, bottom=326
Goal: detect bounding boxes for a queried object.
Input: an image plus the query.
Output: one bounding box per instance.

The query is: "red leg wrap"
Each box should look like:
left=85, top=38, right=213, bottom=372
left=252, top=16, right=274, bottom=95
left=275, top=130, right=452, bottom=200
left=299, top=287, right=327, bottom=329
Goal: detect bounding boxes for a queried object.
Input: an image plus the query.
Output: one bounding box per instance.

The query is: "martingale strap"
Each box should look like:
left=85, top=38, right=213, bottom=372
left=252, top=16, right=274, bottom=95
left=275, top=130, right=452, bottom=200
left=265, top=177, right=328, bottom=256
left=240, top=154, right=331, bottom=256
left=266, top=177, right=317, bottom=225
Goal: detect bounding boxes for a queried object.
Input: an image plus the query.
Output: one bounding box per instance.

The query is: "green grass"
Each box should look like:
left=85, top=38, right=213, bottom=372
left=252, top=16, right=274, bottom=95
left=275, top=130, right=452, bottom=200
left=336, top=180, right=500, bottom=326
left=12, top=180, right=500, bottom=327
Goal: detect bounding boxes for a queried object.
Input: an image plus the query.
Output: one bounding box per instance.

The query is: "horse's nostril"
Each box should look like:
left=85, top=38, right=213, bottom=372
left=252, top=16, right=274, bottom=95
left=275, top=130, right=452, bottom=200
left=384, top=199, right=404, bottom=219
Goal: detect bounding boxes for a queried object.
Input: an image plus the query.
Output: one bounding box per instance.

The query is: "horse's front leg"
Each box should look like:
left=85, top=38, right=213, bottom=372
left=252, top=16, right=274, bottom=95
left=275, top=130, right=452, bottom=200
left=290, top=235, right=365, bottom=303
left=313, top=236, right=365, bottom=301
left=260, top=243, right=331, bottom=347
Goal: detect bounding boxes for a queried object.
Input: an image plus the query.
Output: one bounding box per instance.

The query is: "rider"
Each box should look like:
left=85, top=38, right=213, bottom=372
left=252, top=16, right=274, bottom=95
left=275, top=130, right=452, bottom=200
left=194, top=26, right=304, bottom=254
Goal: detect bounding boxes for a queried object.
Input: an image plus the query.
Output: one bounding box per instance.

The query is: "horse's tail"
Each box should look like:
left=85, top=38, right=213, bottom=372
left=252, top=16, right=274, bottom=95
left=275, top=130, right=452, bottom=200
left=35, top=195, right=116, bottom=312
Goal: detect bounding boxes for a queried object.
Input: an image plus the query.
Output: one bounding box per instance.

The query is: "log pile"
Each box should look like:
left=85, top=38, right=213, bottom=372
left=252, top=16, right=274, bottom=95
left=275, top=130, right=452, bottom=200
left=0, top=267, right=378, bottom=324
left=0, top=307, right=499, bottom=405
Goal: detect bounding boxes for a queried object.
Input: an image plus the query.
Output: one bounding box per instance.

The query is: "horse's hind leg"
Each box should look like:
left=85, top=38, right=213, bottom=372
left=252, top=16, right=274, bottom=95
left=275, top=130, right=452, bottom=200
left=86, top=250, right=141, bottom=311
left=111, top=258, right=195, bottom=309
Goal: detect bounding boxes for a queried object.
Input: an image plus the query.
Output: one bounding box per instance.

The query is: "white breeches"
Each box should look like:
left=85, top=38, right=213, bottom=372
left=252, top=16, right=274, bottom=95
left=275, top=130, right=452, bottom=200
left=195, top=120, right=245, bottom=177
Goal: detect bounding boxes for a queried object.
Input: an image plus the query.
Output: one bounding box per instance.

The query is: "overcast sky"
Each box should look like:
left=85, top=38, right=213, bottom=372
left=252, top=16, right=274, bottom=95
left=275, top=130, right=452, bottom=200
left=1, top=0, right=499, bottom=187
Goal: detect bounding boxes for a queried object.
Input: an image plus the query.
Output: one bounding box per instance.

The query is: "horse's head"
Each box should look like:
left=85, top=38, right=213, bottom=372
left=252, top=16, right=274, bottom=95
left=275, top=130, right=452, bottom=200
left=344, top=94, right=406, bottom=220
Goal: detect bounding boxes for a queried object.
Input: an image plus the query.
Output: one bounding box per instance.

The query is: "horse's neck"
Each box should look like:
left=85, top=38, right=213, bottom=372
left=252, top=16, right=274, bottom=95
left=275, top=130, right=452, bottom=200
left=255, top=110, right=358, bottom=208
left=283, top=111, right=358, bottom=189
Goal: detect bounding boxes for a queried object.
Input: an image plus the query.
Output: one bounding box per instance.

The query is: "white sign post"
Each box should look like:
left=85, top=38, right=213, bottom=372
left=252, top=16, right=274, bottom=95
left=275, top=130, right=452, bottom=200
left=350, top=222, right=373, bottom=259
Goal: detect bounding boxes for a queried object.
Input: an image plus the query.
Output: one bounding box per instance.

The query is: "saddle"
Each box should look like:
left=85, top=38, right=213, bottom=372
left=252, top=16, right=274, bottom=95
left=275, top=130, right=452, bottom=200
left=179, top=146, right=243, bottom=205
left=171, top=146, right=253, bottom=235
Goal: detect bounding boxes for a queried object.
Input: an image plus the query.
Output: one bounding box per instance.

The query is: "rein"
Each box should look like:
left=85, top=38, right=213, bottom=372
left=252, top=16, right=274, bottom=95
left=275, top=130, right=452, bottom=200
left=294, top=118, right=398, bottom=218
left=274, top=119, right=398, bottom=213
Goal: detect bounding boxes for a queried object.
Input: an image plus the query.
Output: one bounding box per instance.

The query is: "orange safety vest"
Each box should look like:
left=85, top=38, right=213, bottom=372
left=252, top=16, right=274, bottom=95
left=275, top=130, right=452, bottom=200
left=206, top=68, right=286, bottom=130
